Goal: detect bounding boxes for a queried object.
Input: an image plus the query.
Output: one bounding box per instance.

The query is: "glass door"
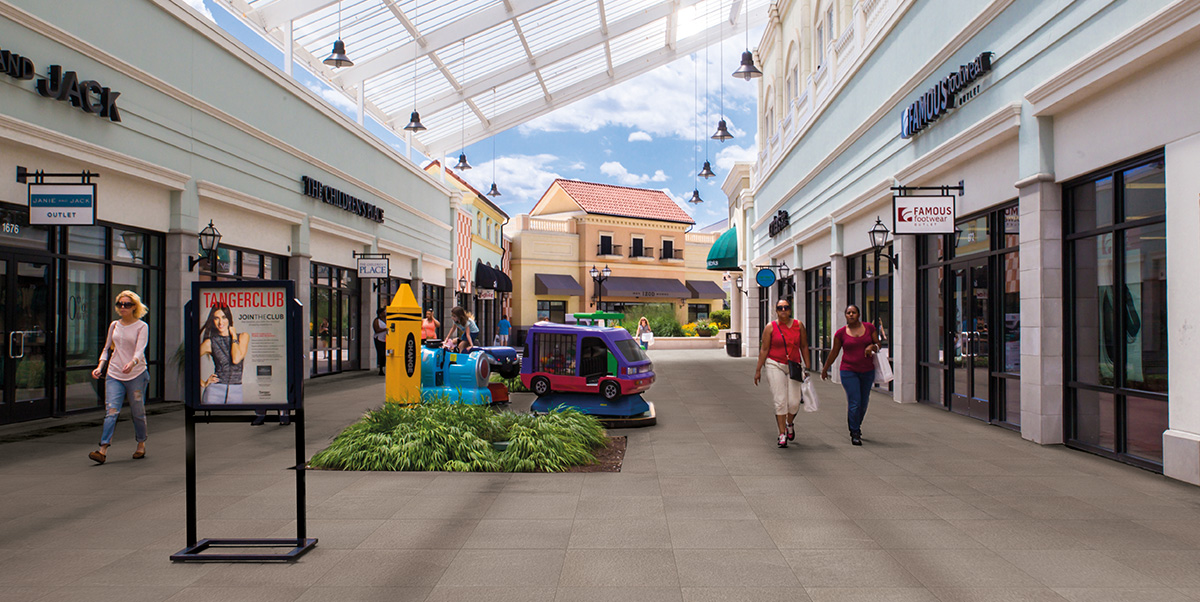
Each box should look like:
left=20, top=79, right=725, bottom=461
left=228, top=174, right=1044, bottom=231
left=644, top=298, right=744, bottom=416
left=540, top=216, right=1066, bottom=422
left=0, top=256, right=53, bottom=424
left=950, top=261, right=990, bottom=420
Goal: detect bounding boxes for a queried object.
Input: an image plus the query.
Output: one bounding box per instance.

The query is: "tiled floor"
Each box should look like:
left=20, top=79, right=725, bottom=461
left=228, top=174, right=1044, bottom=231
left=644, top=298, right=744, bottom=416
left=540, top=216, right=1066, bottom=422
left=0, top=349, right=1197, bottom=601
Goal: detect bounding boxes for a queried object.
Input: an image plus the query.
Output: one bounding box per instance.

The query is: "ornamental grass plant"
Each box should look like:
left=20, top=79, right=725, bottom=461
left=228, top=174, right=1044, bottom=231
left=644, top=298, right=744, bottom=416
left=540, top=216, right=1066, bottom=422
left=309, top=399, right=607, bottom=472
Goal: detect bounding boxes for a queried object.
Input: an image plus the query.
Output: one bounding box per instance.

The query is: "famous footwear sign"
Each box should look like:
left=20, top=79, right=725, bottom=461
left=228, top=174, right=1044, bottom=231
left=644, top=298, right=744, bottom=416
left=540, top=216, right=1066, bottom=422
left=899, top=52, right=993, bottom=139
left=893, top=196, right=956, bottom=235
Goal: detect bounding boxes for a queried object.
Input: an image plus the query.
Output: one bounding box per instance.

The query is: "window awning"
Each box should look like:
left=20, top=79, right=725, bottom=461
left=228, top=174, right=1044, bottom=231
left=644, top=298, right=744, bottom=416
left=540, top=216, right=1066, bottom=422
left=534, top=273, right=584, bottom=296
left=600, top=276, right=690, bottom=299
left=475, top=261, right=499, bottom=289
left=706, top=227, right=740, bottom=271
left=686, top=280, right=727, bottom=299
left=495, top=269, right=512, bottom=293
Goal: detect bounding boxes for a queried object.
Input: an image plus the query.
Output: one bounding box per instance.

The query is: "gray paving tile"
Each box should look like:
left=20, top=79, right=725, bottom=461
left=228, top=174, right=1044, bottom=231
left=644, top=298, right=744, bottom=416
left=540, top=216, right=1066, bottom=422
left=782, top=549, right=922, bottom=587
left=674, top=549, right=799, bottom=587
left=437, top=549, right=565, bottom=587
left=948, top=519, right=1088, bottom=550
left=855, top=519, right=985, bottom=550
left=190, top=549, right=349, bottom=587
left=568, top=519, right=672, bottom=549
left=929, top=588, right=1069, bottom=602
left=557, top=586, right=683, bottom=602
left=761, top=519, right=878, bottom=549
left=804, top=588, right=940, bottom=602
left=805, top=475, right=904, bottom=497
left=464, top=519, right=573, bottom=549
left=826, top=496, right=939, bottom=519
left=313, top=549, right=454, bottom=587
left=389, top=493, right=498, bottom=519
left=294, top=587, right=431, bottom=602
left=574, top=496, right=665, bottom=519
left=1049, top=520, right=1195, bottom=550
left=165, top=586, right=308, bottom=601
left=503, top=473, right=585, bottom=494
left=559, top=549, right=679, bottom=587
left=425, top=586, right=557, bottom=601
left=732, top=475, right=822, bottom=497
left=35, top=586, right=183, bottom=602
left=580, top=474, right=662, bottom=497
left=745, top=495, right=848, bottom=520
left=1051, top=589, right=1191, bottom=602
left=357, top=518, right=477, bottom=549
left=1101, top=550, right=1200, bottom=588
left=995, top=549, right=1164, bottom=588
left=663, top=496, right=757, bottom=520
left=681, top=587, right=811, bottom=602
left=667, top=519, right=775, bottom=549
left=889, top=549, right=1042, bottom=588
left=483, top=493, right=579, bottom=520
left=67, top=549, right=214, bottom=587
left=659, top=475, right=742, bottom=497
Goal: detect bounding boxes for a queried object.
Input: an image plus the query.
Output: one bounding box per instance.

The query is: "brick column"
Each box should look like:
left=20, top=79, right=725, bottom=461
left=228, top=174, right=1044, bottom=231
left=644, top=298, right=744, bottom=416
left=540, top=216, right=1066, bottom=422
left=1017, top=173, right=1064, bottom=444
left=893, top=233, right=917, bottom=403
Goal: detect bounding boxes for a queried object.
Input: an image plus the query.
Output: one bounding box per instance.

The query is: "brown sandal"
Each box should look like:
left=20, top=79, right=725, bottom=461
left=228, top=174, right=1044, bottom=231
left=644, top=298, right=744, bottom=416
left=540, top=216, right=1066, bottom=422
left=133, top=446, right=145, bottom=459
left=89, top=450, right=106, bottom=464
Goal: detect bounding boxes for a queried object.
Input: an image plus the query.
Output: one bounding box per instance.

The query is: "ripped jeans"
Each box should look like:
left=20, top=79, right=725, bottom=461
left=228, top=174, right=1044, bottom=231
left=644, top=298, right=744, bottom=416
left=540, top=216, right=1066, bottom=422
left=100, top=372, right=149, bottom=446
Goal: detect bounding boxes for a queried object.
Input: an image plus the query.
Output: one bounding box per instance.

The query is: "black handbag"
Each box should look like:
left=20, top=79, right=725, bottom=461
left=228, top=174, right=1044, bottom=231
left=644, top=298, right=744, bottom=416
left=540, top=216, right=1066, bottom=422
left=778, top=321, right=806, bottom=382
left=97, top=344, right=114, bottom=379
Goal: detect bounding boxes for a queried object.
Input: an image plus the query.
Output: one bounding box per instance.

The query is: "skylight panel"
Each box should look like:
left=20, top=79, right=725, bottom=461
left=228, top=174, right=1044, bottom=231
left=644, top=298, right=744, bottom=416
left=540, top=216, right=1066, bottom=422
left=519, top=0, right=599, bottom=56
left=608, top=17, right=667, bottom=67
left=603, top=0, right=663, bottom=24
left=541, top=45, right=608, bottom=95
left=415, top=100, right=480, bottom=136
left=493, top=73, right=545, bottom=116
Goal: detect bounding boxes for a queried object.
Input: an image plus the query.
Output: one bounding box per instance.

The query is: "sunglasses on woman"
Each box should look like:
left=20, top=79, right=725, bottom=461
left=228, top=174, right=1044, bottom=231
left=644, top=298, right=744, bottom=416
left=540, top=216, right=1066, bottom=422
left=115, top=301, right=136, bottom=309
left=776, top=305, right=790, bottom=311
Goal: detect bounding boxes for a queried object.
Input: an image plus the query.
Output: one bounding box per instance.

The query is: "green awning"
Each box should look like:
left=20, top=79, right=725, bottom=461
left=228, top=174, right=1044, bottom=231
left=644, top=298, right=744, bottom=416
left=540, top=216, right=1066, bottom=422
left=706, top=227, right=739, bottom=271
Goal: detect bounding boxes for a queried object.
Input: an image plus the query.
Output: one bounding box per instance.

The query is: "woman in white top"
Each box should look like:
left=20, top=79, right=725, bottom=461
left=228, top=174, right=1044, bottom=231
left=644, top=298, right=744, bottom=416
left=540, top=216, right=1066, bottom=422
left=88, top=290, right=150, bottom=464
left=373, top=307, right=387, bottom=376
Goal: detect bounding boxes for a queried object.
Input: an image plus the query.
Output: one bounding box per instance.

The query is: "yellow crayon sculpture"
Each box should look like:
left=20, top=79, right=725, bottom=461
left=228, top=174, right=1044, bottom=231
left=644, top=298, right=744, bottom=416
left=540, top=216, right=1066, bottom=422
left=385, top=284, right=422, bottom=404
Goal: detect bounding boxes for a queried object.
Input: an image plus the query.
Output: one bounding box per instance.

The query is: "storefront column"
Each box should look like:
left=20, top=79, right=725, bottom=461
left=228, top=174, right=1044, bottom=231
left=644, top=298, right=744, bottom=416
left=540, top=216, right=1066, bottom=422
left=291, top=221, right=312, bottom=379
left=893, top=233, right=918, bottom=403
left=792, top=244, right=807, bottom=352
left=165, top=186, right=199, bottom=402
left=1017, top=173, right=1064, bottom=445
left=829, top=223, right=846, bottom=385
left=1164, top=133, right=1200, bottom=485
left=746, top=284, right=762, bottom=355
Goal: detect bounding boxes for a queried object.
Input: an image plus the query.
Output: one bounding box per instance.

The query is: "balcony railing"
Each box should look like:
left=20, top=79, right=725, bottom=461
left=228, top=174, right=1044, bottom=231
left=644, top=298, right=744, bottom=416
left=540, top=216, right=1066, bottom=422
left=629, top=246, right=655, bottom=259
left=659, top=249, right=682, bottom=260
left=597, top=244, right=623, bottom=257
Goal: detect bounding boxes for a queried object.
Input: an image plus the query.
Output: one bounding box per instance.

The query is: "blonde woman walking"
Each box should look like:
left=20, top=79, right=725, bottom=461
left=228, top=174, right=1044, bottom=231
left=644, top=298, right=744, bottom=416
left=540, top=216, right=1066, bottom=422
left=89, top=290, right=150, bottom=464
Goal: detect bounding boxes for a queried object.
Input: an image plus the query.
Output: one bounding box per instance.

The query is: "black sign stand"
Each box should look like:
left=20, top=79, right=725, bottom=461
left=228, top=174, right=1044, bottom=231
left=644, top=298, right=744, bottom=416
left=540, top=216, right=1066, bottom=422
left=171, top=289, right=315, bottom=562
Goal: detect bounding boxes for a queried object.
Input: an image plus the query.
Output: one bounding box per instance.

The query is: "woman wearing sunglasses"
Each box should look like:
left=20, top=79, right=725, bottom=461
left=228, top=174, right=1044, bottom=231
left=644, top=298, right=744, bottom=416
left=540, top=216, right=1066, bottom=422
left=753, top=299, right=809, bottom=448
left=88, top=290, right=150, bottom=464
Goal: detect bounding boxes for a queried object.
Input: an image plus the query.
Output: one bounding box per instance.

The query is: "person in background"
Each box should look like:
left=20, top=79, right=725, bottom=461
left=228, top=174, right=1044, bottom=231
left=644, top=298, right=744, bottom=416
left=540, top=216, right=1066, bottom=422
left=753, top=299, right=809, bottom=448
left=422, top=308, right=440, bottom=341
left=821, top=304, right=881, bottom=446
left=88, top=290, right=150, bottom=464
left=497, top=314, right=511, bottom=346
left=635, top=316, right=652, bottom=350
left=447, top=306, right=479, bottom=352
left=373, top=307, right=387, bottom=376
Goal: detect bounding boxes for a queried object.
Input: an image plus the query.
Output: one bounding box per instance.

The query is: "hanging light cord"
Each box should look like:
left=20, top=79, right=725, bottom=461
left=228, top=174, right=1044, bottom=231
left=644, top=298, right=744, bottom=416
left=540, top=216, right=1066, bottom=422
left=412, top=0, right=419, bottom=112
left=461, top=39, right=466, bottom=156
left=492, top=88, right=498, bottom=183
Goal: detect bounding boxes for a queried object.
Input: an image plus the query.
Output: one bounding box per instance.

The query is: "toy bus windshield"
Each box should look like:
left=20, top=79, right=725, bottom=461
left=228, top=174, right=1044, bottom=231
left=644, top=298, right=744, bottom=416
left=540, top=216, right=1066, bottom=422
left=612, top=338, right=648, bottom=363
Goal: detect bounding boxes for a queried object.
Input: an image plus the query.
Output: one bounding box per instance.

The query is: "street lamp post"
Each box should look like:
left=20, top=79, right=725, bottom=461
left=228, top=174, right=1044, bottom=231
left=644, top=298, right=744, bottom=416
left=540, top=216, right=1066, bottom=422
left=590, top=265, right=611, bottom=309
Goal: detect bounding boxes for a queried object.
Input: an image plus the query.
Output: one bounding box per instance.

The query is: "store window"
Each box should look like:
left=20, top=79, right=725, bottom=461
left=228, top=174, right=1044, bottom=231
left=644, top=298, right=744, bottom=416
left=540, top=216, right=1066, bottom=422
left=537, top=300, right=566, bottom=323
left=848, top=247, right=893, bottom=389
left=1065, top=153, right=1167, bottom=467
left=422, top=283, right=445, bottom=336
left=199, top=244, right=287, bottom=282
left=805, top=265, right=831, bottom=371
left=311, top=262, right=360, bottom=376
left=688, top=303, right=710, bottom=324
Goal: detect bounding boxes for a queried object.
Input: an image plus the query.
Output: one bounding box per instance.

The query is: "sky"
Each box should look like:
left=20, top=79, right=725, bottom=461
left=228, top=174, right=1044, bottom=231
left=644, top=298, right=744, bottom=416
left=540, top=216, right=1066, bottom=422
left=194, top=0, right=762, bottom=230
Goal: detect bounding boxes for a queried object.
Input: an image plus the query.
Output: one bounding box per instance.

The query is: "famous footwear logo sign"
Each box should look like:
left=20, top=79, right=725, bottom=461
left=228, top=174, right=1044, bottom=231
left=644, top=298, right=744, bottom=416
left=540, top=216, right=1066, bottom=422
left=893, top=196, right=956, bottom=234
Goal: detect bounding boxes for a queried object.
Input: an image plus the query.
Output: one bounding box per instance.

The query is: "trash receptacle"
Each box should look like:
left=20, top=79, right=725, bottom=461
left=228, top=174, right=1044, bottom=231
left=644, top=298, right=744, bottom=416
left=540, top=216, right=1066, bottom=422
left=726, top=332, right=742, bottom=357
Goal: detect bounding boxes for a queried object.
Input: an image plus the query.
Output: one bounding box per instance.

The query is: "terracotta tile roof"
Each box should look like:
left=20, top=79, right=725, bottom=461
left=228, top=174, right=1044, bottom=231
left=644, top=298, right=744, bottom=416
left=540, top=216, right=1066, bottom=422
left=424, top=161, right=508, bottom=219
left=553, top=179, right=694, bottom=224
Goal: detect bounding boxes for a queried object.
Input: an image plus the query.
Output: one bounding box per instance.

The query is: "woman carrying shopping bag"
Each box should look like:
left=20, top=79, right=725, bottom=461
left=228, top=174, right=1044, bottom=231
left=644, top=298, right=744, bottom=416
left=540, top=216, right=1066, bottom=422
left=753, top=299, right=811, bottom=448
left=820, top=304, right=882, bottom=446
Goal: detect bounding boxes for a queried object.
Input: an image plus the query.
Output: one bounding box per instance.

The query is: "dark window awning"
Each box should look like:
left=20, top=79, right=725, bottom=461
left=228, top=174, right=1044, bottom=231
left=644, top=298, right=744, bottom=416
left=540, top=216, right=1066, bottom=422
left=706, top=227, right=740, bottom=271
left=686, top=279, right=726, bottom=299
left=600, top=276, right=690, bottom=299
left=534, top=273, right=584, bottom=296
left=474, top=261, right=498, bottom=289
left=495, top=268, right=512, bottom=293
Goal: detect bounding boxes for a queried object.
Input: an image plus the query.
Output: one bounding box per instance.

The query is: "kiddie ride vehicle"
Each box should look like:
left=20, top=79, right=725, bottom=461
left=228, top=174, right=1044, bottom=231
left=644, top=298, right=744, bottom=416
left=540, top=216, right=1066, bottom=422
left=419, top=339, right=495, bottom=405
left=520, top=323, right=656, bottom=427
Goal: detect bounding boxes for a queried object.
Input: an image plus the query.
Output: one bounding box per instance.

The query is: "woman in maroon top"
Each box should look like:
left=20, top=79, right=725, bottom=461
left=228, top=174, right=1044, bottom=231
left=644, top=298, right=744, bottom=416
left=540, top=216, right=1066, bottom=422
left=754, top=299, right=810, bottom=448
left=821, top=305, right=881, bottom=446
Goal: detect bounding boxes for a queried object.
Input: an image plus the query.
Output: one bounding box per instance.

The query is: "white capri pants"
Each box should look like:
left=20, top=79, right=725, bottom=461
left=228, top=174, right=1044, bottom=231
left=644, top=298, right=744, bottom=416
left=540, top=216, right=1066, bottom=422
left=764, top=359, right=803, bottom=415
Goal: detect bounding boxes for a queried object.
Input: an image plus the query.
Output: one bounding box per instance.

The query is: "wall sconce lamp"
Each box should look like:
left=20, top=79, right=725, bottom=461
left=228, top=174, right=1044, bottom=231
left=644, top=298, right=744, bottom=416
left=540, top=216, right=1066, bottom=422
left=120, top=230, right=143, bottom=263
left=734, top=275, right=749, bottom=297
left=188, top=220, right=222, bottom=272
left=869, top=217, right=899, bottom=270
left=458, top=276, right=468, bottom=292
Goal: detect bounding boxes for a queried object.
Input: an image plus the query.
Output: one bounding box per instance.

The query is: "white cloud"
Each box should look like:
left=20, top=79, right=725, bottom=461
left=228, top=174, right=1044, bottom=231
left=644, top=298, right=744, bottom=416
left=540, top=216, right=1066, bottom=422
left=600, top=162, right=670, bottom=186
left=182, top=0, right=216, bottom=21
left=305, top=82, right=357, bottom=114
left=715, top=141, right=758, bottom=171
left=628, top=131, right=653, bottom=142
left=565, top=161, right=587, bottom=171
left=459, top=154, right=562, bottom=212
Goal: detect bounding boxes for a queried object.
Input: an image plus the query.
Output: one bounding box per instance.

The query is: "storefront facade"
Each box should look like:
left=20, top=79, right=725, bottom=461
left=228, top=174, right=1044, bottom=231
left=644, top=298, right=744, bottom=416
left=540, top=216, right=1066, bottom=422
left=732, top=0, right=1198, bottom=481
left=0, top=0, right=455, bottom=422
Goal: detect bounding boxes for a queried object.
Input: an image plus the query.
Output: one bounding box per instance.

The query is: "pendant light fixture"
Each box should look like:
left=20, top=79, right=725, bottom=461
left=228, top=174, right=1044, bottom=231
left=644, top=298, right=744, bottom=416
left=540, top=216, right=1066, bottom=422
left=323, top=2, right=354, bottom=67
left=453, top=40, right=472, bottom=170
left=732, top=0, right=763, bottom=80
left=487, top=87, right=501, bottom=197
left=689, top=49, right=703, bottom=205
left=713, top=2, right=735, bottom=141
left=402, top=0, right=426, bottom=132
left=699, top=6, right=717, bottom=178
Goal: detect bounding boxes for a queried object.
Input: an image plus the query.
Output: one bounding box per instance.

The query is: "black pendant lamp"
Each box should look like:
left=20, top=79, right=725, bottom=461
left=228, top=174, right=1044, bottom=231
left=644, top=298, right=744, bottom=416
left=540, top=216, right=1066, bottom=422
left=403, top=0, right=425, bottom=133
left=403, top=111, right=426, bottom=132
left=454, top=152, right=472, bottom=170
left=487, top=88, right=501, bottom=196
left=699, top=160, right=716, bottom=179
left=732, top=0, right=762, bottom=80
left=487, top=183, right=501, bottom=197
left=711, top=119, right=733, bottom=141
left=688, top=189, right=704, bottom=204
left=453, top=40, right=471, bottom=170
left=323, top=3, right=354, bottom=67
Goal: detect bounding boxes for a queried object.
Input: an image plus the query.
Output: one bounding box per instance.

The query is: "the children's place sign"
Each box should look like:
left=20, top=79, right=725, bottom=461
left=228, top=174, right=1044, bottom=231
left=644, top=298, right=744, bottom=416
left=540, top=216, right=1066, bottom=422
left=29, top=183, right=95, bottom=225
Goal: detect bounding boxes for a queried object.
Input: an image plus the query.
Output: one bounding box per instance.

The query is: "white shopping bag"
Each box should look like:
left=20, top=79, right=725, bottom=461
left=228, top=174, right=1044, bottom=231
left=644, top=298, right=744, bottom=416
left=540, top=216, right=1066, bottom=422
left=873, top=348, right=894, bottom=384
left=800, top=371, right=819, bottom=412
left=641, top=332, right=655, bottom=347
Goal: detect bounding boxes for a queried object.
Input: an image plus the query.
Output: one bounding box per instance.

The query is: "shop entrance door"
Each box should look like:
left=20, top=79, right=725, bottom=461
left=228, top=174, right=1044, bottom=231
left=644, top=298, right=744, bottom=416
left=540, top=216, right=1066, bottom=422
left=950, top=261, right=990, bottom=420
left=0, top=256, right=53, bottom=424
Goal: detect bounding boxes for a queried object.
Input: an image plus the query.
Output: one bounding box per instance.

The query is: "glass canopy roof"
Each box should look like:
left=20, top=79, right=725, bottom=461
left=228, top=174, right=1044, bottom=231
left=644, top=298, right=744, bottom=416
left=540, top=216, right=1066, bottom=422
left=216, top=0, right=769, bottom=158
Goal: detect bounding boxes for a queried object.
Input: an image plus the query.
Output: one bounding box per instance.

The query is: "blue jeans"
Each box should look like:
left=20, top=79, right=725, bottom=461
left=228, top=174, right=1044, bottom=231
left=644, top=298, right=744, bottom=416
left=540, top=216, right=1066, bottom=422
left=840, top=369, right=875, bottom=436
left=100, top=372, right=149, bottom=446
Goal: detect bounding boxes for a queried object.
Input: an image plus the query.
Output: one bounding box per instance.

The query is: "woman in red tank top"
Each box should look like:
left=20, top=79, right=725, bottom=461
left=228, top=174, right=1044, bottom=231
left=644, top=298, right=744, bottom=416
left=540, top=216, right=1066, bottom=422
left=820, top=305, right=882, bottom=446
left=753, top=299, right=810, bottom=448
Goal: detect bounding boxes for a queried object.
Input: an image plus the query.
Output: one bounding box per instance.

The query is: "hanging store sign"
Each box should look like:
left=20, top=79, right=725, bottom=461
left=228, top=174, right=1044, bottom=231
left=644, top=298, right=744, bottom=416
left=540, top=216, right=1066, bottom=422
left=301, top=176, right=385, bottom=223
left=1, top=45, right=122, bottom=122
left=356, top=257, right=389, bottom=278
left=899, top=52, right=993, bottom=139
left=768, top=210, right=790, bottom=237
left=478, top=289, right=495, bottom=300
left=28, top=183, right=95, bottom=225
left=893, top=195, right=956, bottom=234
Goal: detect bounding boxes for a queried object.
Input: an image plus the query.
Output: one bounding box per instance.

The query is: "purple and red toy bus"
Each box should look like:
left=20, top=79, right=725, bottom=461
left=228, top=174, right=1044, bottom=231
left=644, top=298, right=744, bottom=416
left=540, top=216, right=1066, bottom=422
left=520, top=323, right=655, bottom=401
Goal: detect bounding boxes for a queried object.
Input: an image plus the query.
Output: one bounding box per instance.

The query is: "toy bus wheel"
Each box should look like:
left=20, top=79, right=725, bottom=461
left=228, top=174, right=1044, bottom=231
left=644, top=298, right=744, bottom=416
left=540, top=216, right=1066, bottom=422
left=601, top=380, right=620, bottom=401
left=531, top=376, right=551, bottom=397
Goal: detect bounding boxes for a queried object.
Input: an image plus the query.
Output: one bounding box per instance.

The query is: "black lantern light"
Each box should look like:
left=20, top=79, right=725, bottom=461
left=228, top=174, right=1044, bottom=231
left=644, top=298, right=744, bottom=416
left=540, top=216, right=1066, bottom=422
left=735, top=275, right=749, bottom=296
left=458, top=276, right=468, bottom=292
left=188, top=220, right=222, bottom=272
left=688, top=189, right=703, bottom=204
left=454, top=152, right=472, bottom=171
left=711, top=119, right=733, bottom=141
left=698, top=160, right=716, bottom=179
left=403, top=111, right=426, bottom=132
left=869, top=216, right=899, bottom=269
left=487, top=183, right=502, bottom=197
left=731, top=0, right=763, bottom=81
left=590, top=264, right=611, bottom=308
left=322, top=3, right=354, bottom=67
